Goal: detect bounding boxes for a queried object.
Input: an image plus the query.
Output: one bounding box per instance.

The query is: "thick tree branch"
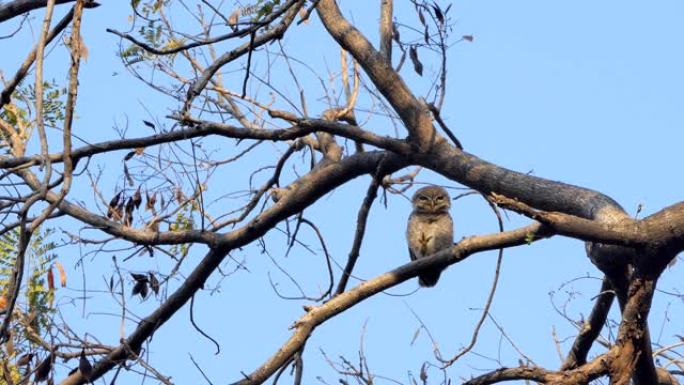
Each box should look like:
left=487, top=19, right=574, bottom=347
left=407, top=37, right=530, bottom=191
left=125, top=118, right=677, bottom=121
left=0, top=0, right=73, bottom=22
left=316, top=0, right=436, bottom=150
left=0, top=116, right=409, bottom=170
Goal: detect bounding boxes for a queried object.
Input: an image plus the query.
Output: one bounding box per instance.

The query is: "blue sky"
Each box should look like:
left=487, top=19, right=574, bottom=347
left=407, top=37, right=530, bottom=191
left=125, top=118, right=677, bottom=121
left=1, top=1, right=683, bottom=384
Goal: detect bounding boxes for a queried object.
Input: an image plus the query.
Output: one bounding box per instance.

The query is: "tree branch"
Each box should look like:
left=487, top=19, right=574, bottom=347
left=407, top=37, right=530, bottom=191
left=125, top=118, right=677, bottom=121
left=0, top=0, right=73, bottom=23
left=232, top=223, right=553, bottom=385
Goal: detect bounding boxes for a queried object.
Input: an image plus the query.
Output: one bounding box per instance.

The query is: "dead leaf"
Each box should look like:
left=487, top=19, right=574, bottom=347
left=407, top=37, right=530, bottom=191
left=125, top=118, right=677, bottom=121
left=148, top=272, right=160, bottom=295
left=47, top=269, right=54, bottom=290
left=78, top=350, right=92, bottom=381
left=5, top=332, right=13, bottom=356
left=145, top=191, right=157, bottom=211
left=227, top=9, right=239, bottom=31
left=409, top=46, right=423, bottom=76
left=77, top=35, right=88, bottom=62
left=132, top=187, right=142, bottom=209
left=432, top=3, right=443, bottom=24
left=34, top=353, right=53, bottom=383
left=107, top=191, right=122, bottom=219
left=55, top=261, right=67, bottom=287
left=16, top=353, right=33, bottom=366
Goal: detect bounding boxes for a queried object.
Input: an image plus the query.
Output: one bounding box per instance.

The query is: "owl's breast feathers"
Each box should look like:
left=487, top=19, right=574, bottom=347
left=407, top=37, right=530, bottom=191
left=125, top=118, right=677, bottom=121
left=406, top=212, right=454, bottom=258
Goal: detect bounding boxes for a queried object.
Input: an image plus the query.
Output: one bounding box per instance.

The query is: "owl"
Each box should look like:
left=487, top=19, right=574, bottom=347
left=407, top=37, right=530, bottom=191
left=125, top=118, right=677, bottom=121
left=406, top=186, right=454, bottom=287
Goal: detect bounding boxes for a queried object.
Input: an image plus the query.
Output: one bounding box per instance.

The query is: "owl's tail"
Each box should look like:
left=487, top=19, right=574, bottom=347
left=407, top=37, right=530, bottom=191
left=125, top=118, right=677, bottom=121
left=418, top=269, right=442, bottom=287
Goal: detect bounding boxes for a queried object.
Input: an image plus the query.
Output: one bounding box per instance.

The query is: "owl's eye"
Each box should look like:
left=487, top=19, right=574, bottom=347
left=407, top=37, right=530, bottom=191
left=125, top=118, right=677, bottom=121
left=436, top=196, right=444, bottom=201
left=418, top=196, right=428, bottom=201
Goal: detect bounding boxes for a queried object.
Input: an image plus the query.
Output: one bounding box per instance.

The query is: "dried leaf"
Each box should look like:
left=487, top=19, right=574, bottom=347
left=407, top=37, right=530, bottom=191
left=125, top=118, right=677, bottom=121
left=462, top=35, right=474, bottom=42
left=0, top=295, right=7, bottom=311
left=131, top=280, right=147, bottom=299
left=424, top=26, right=429, bottom=45
left=47, top=268, right=55, bottom=290
left=142, top=120, right=155, bottom=129
left=77, top=35, right=89, bottom=62
left=123, top=151, right=136, bottom=161
left=79, top=350, right=93, bottom=381
left=34, top=354, right=53, bottom=383
left=55, top=261, right=67, bottom=287
left=420, top=362, right=428, bottom=383
left=227, top=9, right=239, bottom=31
left=124, top=197, right=135, bottom=226
left=130, top=273, right=148, bottom=282
left=124, top=164, right=133, bottom=186
left=115, top=201, right=124, bottom=222
left=417, top=8, right=425, bottom=25
left=107, top=191, right=122, bottom=219
left=409, top=46, right=423, bottom=76
left=5, top=332, right=13, bottom=356
left=174, top=187, right=185, bottom=203
left=134, top=147, right=145, bottom=155
left=298, top=6, right=309, bottom=24
left=145, top=191, right=157, bottom=211
left=132, top=187, right=142, bottom=209
left=2, top=360, right=14, bottom=385
left=392, top=22, right=400, bottom=43
left=16, top=353, right=33, bottom=366
left=432, top=3, right=443, bottom=24
left=148, top=272, right=160, bottom=295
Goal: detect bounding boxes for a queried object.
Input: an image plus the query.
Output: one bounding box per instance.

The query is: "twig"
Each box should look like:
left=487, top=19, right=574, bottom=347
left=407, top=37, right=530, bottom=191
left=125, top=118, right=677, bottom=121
left=189, top=294, right=221, bottom=354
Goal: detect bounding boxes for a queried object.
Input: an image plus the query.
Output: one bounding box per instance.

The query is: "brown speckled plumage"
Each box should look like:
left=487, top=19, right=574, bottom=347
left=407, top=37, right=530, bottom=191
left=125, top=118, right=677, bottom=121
left=406, top=186, right=454, bottom=287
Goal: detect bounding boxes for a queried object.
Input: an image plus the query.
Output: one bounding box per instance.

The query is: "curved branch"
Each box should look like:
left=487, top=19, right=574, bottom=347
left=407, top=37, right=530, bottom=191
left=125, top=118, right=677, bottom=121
left=232, top=223, right=553, bottom=385
left=58, top=151, right=408, bottom=385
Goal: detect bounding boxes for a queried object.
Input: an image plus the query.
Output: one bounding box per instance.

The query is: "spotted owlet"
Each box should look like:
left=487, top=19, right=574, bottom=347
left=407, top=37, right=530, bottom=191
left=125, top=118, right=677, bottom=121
left=406, top=186, right=454, bottom=287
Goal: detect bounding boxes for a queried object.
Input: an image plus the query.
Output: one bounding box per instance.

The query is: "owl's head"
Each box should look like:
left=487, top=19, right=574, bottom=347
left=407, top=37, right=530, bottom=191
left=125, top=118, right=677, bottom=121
left=411, top=186, right=451, bottom=214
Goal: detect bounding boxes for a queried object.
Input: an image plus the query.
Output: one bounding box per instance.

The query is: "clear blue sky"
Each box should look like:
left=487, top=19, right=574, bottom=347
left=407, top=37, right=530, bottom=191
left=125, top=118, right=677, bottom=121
left=1, top=1, right=683, bottom=384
